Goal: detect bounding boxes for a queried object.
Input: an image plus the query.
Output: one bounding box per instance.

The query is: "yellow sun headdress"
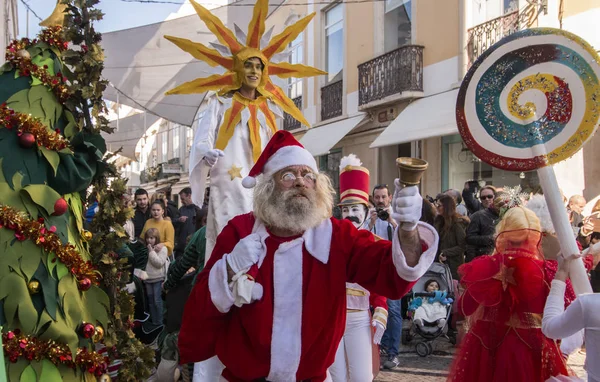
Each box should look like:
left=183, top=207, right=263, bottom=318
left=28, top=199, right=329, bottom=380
left=164, top=0, right=326, bottom=161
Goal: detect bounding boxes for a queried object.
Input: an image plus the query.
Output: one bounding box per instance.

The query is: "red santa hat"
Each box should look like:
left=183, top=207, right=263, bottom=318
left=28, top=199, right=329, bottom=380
left=242, top=130, right=318, bottom=188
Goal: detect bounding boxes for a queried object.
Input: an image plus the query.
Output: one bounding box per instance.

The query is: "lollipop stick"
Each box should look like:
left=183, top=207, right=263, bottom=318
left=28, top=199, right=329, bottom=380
left=537, top=165, right=592, bottom=295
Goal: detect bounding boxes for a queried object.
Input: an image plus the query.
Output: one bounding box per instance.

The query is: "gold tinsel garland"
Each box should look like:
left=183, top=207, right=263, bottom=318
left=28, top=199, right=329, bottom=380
left=0, top=103, right=71, bottom=152
left=0, top=204, right=99, bottom=287
left=5, top=26, right=70, bottom=102
left=2, top=329, right=109, bottom=377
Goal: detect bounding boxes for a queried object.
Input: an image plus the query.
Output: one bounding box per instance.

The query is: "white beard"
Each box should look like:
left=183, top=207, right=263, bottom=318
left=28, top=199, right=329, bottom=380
left=261, top=187, right=325, bottom=234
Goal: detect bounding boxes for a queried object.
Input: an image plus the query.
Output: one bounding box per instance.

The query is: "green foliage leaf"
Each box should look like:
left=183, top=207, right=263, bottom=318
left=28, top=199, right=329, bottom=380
left=58, top=276, right=82, bottom=332
left=39, top=147, right=60, bottom=176
left=8, top=358, right=28, bottom=382
left=33, top=260, right=58, bottom=321
left=32, top=55, right=55, bottom=77
left=28, top=85, right=61, bottom=128
left=65, top=193, right=84, bottom=234
left=39, top=360, right=62, bottom=382
left=63, top=111, right=78, bottom=140
left=1, top=272, right=38, bottom=333
left=18, top=243, right=42, bottom=280
left=21, top=184, right=62, bottom=216
left=20, top=365, right=37, bottom=382
left=0, top=62, right=13, bottom=74
left=81, top=285, right=109, bottom=330
left=0, top=163, right=27, bottom=212
left=5, top=89, right=30, bottom=113
left=55, top=263, right=69, bottom=281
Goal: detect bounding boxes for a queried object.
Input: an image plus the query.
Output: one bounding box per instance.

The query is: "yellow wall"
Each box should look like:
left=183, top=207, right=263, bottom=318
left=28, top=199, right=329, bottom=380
left=415, top=0, right=460, bottom=66
left=345, top=2, right=375, bottom=94
left=562, top=0, right=600, bottom=18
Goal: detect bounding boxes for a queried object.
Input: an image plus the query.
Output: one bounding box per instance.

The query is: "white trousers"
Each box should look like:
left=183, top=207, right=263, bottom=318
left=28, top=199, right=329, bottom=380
left=193, top=356, right=225, bottom=382
left=218, top=372, right=334, bottom=381
left=329, top=310, right=373, bottom=382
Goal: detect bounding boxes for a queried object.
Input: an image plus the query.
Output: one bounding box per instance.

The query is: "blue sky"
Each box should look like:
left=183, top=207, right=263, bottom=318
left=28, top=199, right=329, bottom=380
left=18, top=0, right=184, bottom=38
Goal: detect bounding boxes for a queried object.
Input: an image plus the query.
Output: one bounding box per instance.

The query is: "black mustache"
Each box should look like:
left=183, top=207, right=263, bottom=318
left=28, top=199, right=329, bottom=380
left=345, top=216, right=361, bottom=224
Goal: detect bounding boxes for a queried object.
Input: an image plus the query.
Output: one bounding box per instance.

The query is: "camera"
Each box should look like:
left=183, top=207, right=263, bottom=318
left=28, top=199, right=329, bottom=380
left=376, top=207, right=389, bottom=221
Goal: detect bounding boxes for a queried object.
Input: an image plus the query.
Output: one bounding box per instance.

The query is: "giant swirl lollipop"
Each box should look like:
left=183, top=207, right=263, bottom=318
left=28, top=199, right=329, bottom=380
left=457, top=28, right=600, bottom=294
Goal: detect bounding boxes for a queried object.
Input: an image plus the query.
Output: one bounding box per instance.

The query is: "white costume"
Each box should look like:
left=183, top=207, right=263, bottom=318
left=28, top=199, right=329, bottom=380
left=413, top=299, right=447, bottom=327
left=189, top=95, right=281, bottom=259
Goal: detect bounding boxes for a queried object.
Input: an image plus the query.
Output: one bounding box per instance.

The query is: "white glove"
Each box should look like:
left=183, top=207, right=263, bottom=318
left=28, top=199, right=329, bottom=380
left=588, top=241, right=600, bottom=256
left=372, top=319, right=386, bottom=345
left=124, top=282, right=136, bottom=294
left=204, top=149, right=225, bottom=167
left=226, top=233, right=263, bottom=274
left=392, top=180, right=423, bottom=231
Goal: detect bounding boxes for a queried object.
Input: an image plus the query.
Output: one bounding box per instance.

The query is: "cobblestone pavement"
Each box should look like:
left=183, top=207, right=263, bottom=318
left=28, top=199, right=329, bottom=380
left=375, top=336, right=587, bottom=381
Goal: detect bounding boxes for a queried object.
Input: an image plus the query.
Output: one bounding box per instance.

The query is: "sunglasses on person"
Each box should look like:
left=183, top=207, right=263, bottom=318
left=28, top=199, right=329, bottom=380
left=480, top=194, right=494, bottom=200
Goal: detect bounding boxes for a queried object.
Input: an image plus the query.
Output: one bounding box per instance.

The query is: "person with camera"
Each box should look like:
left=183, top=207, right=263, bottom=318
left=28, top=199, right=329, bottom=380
left=363, top=184, right=403, bottom=370
left=462, top=180, right=496, bottom=215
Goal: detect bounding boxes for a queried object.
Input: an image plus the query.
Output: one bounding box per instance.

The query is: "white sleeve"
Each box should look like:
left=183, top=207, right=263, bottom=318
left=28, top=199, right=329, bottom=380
left=542, top=280, right=586, bottom=339
left=208, top=255, right=236, bottom=313
left=391, top=222, right=438, bottom=282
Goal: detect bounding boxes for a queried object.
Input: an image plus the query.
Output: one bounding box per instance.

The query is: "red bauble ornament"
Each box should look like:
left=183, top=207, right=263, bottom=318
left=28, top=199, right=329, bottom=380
left=18, top=132, right=36, bottom=148
left=78, top=277, right=92, bottom=291
left=81, top=323, right=95, bottom=339
left=52, top=198, right=68, bottom=216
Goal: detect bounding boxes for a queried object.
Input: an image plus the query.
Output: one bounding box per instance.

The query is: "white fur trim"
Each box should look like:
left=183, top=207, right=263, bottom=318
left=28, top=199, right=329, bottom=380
left=208, top=256, right=236, bottom=313
left=263, top=145, right=318, bottom=177
left=267, top=238, right=304, bottom=382
left=391, top=222, right=439, bottom=282
left=526, top=194, right=556, bottom=234
left=242, top=176, right=256, bottom=189
left=339, top=154, right=362, bottom=170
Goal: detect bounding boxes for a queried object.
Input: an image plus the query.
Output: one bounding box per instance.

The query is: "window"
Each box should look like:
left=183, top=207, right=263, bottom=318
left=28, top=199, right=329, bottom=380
left=288, top=33, right=304, bottom=99
left=324, top=4, right=344, bottom=83
left=172, top=125, right=180, bottom=159
left=471, top=0, right=518, bottom=26
left=186, top=126, right=194, bottom=153
left=384, top=0, right=412, bottom=52
left=151, top=141, right=157, bottom=167
left=318, top=149, right=342, bottom=206
left=161, top=130, right=168, bottom=163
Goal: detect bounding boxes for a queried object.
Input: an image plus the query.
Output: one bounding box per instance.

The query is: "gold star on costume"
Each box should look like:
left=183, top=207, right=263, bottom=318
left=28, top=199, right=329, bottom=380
left=493, top=264, right=517, bottom=291
left=228, top=164, right=243, bottom=180
left=164, top=0, right=326, bottom=162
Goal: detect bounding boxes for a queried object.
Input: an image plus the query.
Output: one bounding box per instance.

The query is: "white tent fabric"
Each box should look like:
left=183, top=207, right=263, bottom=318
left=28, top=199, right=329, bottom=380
left=101, top=0, right=287, bottom=127
left=104, top=112, right=160, bottom=159
left=300, top=115, right=367, bottom=157
left=370, top=89, right=459, bottom=148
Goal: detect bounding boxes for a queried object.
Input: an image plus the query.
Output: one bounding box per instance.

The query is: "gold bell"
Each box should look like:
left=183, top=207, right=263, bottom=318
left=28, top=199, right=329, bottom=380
left=93, top=325, right=104, bottom=342
left=81, top=230, right=93, bottom=241
left=396, top=157, right=428, bottom=186
left=28, top=280, right=41, bottom=294
left=97, top=374, right=112, bottom=382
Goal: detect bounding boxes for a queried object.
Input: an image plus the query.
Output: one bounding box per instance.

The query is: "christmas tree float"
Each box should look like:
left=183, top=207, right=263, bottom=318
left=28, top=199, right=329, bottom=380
left=0, top=1, right=154, bottom=380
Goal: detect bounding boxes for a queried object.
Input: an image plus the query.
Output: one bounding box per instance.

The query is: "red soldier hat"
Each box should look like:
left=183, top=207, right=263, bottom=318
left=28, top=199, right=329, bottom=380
left=338, top=154, right=370, bottom=207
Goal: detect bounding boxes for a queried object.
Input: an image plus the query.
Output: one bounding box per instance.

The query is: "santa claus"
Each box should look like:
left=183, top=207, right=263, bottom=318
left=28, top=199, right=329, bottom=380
left=178, top=131, right=439, bottom=381
left=329, top=154, right=387, bottom=381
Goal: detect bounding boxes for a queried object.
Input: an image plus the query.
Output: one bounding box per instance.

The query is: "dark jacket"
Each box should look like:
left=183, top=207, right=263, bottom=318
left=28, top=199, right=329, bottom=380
left=465, top=208, right=499, bottom=262
left=166, top=200, right=180, bottom=223
left=435, top=216, right=469, bottom=280
left=462, top=188, right=482, bottom=215
left=132, top=207, right=151, bottom=239
left=164, top=226, right=206, bottom=291
left=175, top=203, right=200, bottom=252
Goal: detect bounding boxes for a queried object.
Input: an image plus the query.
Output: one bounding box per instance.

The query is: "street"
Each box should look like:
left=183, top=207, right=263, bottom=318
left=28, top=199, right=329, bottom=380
left=376, top=334, right=588, bottom=381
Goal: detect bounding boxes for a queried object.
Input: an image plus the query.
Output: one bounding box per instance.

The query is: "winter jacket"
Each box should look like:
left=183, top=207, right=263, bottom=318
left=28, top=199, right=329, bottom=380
left=164, top=227, right=206, bottom=291
left=462, top=188, right=482, bottom=215
left=175, top=204, right=200, bottom=252
left=145, top=246, right=169, bottom=282
left=435, top=216, right=469, bottom=280
left=465, top=208, right=499, bottom=262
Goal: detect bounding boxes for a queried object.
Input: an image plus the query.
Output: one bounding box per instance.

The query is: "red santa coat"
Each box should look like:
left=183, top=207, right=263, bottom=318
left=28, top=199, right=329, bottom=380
left=178, top=213, right=438, bottom=381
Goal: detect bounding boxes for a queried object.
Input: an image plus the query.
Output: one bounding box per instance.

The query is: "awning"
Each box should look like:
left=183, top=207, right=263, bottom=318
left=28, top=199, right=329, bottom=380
left=103, top=112, right=161, bottom=159
left=370, top=89, right=459, bottom=148
left=300, top=115, right=367, bottom=157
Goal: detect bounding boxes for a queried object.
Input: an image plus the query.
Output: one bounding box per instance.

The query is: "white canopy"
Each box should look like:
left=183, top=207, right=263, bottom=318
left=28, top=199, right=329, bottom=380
left=104, top=112, right=161, bottom=159
left=300, top=115, right=367, bottom=157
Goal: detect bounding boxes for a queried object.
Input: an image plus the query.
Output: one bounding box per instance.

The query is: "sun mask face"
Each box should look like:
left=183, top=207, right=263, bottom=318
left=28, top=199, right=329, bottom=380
left=241, top=57, right=263, bottom=91
left=341, top=203, right=367, bottom=228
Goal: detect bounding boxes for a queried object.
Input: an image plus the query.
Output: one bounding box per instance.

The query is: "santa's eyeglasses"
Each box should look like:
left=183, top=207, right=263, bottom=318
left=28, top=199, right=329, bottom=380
left=280, top=171, right=316, bottom=186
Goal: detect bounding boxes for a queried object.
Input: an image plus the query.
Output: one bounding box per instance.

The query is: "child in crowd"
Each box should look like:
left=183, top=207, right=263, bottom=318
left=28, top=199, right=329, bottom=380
left=410, top=279, right=452, bottom=329
left=144, top=228, right=169, bottom=326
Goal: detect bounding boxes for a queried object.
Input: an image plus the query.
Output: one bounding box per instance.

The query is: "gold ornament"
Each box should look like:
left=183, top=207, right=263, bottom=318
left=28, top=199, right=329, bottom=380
left=39, top=1, right=67, bottom=27
left=81, top=230, right=93, bottom=241
left=27, top=280, right=41, bottom=294
left=97, top=374, right=112, bottom=382
left=17, top=49, right=31, bottom=59
left=93, top=325, right=104, bottom=342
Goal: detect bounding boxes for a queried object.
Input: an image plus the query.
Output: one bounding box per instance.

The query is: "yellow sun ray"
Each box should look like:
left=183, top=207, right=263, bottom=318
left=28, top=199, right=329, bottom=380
left=247, top=104, right=262, bottom=162
left=262, top=13, right=316, bottom=59
left=164, top=36, right=234, bottom=69
left=258, top=101, right=278, bottom=135
left=268, top=62, right=327, bottom=79
left=262, top=80, right=309, bottom=127
left=215, top=99, right=245, bottom=151
left=247, top=0, right=268, bottom=49
left=165, top=73, right=239, bottom=95
left=189, top=0, right=243, bottom=54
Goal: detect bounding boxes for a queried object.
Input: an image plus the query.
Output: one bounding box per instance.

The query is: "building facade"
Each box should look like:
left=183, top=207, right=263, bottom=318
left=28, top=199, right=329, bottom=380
left=0, top=0, right=18, bottom=65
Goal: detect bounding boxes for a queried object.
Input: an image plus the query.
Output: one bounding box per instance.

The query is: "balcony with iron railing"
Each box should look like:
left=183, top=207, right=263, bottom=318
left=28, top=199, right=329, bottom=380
left=283, top=96, right=303, bottom=131
left=467, top=11, right=520, bottom=67
left=321, top=80, right=343, bottom=121
left=358, top=45, right=424, bottom=109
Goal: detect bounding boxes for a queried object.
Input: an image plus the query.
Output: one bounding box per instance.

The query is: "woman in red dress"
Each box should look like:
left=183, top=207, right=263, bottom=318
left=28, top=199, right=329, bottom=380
left=447, top=206, right=572, bottom=382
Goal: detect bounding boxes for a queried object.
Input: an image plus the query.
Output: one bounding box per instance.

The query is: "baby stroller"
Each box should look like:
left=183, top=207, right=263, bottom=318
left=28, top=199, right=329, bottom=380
left=402, top=262, right=455, bottom=357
